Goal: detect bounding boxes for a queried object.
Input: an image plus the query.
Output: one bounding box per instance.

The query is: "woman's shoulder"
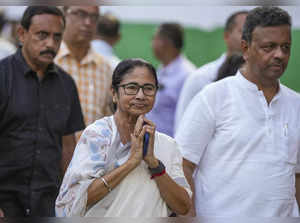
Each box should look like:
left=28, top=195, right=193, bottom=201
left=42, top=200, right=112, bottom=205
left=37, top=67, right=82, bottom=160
left=154, top=131, right=180, bottom=154
left=81, top=116, right=114, bottom=140
left=155, top=131, right=176, bottom=144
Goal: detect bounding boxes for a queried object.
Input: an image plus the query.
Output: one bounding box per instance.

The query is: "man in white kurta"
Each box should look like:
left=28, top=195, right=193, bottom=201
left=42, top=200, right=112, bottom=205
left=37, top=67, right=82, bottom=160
left=176, top=6, right=300, bottom=217
left=176, top=71, right=300, bottom=217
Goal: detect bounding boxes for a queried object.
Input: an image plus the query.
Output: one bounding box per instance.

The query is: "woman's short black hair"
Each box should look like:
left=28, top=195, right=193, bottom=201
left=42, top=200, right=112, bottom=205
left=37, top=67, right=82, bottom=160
left=242, top=6, right=291, bottom=44
left=112, top=58, right=158, bottom=92
left=21, top=6, right=65, bottom=30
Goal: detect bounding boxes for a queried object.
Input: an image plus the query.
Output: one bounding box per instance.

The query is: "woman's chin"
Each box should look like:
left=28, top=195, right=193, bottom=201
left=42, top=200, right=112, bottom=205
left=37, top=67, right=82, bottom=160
left=129, top=109, right=150, bottom=116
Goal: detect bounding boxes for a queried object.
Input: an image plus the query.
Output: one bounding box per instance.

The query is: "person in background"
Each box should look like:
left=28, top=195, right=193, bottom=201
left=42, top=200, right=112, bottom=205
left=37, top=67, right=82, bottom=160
left=176, top=6, right=300, bottom=217
left=174, top=10, right=248, bottom=132
left=56, top=58, right=191, bottom=217
left=0, top=9, right=16, bottom=59
left=0, top=6, right=85, bottom=217
left=92, top=12, right=121, bottom=70
left=215, top=53, right=245, bottom=81
left=55, top=6, right=112, bottom=139
left=147, top=22, right=196, bottom=137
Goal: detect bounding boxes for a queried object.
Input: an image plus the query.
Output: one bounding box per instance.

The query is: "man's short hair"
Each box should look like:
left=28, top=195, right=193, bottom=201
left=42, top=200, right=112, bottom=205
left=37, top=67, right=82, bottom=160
left=242, top=6, right=291, bottom=43
left=224, top=10, right=248, bottom=33
left=157, top=23, right=184, bottom=50
left=96, top=13, right=120, bottom=38
left=21, top=6, right=65, bottom=30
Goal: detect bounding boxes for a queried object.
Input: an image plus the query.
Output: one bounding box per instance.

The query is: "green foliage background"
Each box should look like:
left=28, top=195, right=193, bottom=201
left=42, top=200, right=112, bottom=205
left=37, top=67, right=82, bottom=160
left=115, top=23, right=300, bottom=92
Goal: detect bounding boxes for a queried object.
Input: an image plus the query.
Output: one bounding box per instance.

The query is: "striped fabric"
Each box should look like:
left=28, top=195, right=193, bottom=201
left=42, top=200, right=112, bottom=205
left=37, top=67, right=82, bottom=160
left=55, top=42, right=113, bottom=128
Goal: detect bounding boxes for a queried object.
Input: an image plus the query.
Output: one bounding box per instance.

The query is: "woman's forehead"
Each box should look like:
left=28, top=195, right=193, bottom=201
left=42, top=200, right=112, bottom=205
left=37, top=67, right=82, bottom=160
left=121, top=66, right=156, bottom=83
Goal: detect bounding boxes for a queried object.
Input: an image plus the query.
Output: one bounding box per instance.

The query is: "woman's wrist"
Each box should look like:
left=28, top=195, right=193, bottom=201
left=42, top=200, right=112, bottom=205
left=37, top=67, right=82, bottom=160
left=148, top=159, right=166, bottom=179
left=145, top=157, right=159, bottom=168
left=126, top=157, right=140, bottom=169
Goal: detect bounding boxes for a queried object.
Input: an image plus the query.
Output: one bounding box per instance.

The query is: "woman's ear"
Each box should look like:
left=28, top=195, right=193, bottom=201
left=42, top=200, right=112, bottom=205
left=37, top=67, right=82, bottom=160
left=111, top=87, right=117, bottom=103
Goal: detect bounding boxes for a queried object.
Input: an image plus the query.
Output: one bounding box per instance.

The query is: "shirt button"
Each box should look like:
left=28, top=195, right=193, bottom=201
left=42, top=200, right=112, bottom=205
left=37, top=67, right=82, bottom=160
left=36, top=150, right=40, bottom=154
left=25, top=208, right=31, bottom=216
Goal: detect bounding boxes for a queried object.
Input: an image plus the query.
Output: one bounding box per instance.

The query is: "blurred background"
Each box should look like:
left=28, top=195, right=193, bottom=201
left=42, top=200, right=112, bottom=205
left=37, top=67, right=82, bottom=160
left=0, top=6, right=299, bottom=92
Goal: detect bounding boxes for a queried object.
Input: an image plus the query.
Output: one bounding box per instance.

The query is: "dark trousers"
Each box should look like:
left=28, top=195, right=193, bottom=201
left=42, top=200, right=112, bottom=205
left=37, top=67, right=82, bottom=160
left=0, top=190, right=57, bottom=217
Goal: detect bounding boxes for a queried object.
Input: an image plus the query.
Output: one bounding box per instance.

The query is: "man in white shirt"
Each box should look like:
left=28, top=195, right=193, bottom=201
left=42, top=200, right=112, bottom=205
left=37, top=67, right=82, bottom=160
left=174, top=11, right=248, bottom=132
left=91, top=13, right=121, bottom=70
left=176, top=6, right=300, bottom=217
left=147, top=23, right=196, bottom=137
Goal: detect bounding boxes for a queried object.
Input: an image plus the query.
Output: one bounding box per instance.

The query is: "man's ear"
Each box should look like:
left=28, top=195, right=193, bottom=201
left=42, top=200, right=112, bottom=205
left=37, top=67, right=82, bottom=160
left=223, top=31, right=230, bottom=46
left=17, top=24, right=26, bottom=45
left=241, top=39, right=249, bottom=61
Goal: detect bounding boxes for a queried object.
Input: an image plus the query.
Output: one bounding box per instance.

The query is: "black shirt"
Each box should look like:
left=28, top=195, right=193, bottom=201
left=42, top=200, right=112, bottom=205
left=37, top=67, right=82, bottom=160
left=0, top=49, right=85, bottom=216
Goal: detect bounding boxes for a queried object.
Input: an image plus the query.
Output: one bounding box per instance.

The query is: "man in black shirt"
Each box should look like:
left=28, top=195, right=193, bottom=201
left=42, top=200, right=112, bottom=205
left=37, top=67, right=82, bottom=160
left=0, top=6, right=85, bottom=217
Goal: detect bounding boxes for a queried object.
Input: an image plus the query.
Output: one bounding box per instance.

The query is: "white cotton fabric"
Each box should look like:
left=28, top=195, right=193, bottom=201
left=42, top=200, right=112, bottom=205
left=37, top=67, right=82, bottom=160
left=56, top=115, right=190, bottom=217
left=176, top=71, right=300, bottom=217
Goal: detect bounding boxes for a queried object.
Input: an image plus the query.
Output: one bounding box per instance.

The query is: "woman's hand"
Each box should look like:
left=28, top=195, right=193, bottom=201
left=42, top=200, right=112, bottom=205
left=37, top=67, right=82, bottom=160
left=128, top=115, right=147, bottom=167
left=142, top=117, right=158, bottom=168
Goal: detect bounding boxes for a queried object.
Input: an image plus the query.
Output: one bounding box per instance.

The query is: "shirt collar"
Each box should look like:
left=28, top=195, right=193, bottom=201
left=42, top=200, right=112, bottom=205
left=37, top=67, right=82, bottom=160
left=159, top=54, right=184, bottom=76
left=56, top=41, right=99, bottom=65
left=15, top=47, right=58, bottom=77
left=236, top=70, right=283, bottom=100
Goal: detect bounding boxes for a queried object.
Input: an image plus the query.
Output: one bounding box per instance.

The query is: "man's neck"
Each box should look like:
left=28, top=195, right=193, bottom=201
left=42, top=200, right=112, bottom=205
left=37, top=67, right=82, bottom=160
left=22, top=48, right=47, bottom=80
left=241, top=66, right=279, bottom=105
left=95, top=35, right=115, bottom=47
left=64, top=39, right=90, bottom=62
left=161, top=51, right=180, bottom=67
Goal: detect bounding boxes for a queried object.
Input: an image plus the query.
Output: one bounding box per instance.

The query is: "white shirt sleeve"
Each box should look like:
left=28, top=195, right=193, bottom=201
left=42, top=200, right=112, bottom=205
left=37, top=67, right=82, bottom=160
left=175, top=89, right=216, bottom=165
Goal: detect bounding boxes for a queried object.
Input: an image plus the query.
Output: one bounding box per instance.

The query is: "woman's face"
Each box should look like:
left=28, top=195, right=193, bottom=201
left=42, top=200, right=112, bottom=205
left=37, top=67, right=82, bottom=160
left=113, top=66, right=157, bottom=117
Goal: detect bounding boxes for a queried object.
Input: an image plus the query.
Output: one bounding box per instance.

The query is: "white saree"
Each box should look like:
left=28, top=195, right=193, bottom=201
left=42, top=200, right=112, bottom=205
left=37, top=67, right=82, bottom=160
left=55, top=116, right=190, bottom=217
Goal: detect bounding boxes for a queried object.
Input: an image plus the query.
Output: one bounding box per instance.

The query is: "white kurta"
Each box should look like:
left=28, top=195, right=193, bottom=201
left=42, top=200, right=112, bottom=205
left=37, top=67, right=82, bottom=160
left=56, top=116, right=190, bottom=217
left=176, top=71, right=300, bottom=217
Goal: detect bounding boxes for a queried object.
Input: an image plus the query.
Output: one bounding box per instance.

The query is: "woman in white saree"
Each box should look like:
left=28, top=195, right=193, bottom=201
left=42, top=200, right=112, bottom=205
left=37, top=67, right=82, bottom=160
left=55, top=58, right=191, bottom=217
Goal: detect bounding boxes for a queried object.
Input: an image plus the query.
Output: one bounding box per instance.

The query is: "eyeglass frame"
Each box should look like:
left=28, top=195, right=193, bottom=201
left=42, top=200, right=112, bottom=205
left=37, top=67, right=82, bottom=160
left=118, top=83, right=158, bottom=96
left=66, top=9, right=99, bottom=23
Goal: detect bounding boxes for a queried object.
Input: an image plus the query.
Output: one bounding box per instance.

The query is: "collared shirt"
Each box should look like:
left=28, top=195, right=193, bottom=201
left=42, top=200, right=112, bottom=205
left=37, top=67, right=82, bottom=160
left=176, top=71, right=300, bottom=217
left=91, top=39, right=121, bottom=70
left=174, top=53, right=226, bottom=132
left=0, top=48, right=85, bottom=216
left=147, top=55, right=196, bottom=137
left=55, top=42, right=112, bottom=127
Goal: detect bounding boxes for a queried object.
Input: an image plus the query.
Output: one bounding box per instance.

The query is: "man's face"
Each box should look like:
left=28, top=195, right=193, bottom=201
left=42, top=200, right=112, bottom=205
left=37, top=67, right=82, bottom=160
left=64, top=6, right=99, bottom=44
left=242, top=25, right=291, bottom=82
left=152, top=32, right=167, bottom=61
left=18, top=14, right=64, bottom=69
left=225, top=13, right=247, bottom=54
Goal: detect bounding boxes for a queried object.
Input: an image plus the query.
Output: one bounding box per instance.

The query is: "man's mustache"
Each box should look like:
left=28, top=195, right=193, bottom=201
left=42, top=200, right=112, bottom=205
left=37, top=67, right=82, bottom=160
left=40, top=50, right=56, bottom=57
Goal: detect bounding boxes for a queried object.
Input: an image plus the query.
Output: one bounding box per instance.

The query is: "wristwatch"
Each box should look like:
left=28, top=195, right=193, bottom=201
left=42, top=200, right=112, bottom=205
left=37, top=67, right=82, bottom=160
left=148, top=159, right=165, bottom=175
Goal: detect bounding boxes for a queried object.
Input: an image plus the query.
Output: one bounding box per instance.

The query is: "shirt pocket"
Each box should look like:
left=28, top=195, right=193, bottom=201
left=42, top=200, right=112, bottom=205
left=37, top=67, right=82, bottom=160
left=281, top=122, right=297, bottom=165
left=46, top=104, right=70, bottom=135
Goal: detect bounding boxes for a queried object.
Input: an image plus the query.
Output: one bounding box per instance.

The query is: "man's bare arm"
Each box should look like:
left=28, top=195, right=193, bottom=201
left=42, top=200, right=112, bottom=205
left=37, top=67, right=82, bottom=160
left=182, top=158, right=197, bottom=216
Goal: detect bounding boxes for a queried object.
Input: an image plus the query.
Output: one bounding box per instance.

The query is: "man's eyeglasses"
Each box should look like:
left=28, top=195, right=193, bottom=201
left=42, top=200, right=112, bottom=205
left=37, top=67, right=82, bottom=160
left=67, top=9, right=99, bottom=23
left=118, top=83, right=157, bottom=96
